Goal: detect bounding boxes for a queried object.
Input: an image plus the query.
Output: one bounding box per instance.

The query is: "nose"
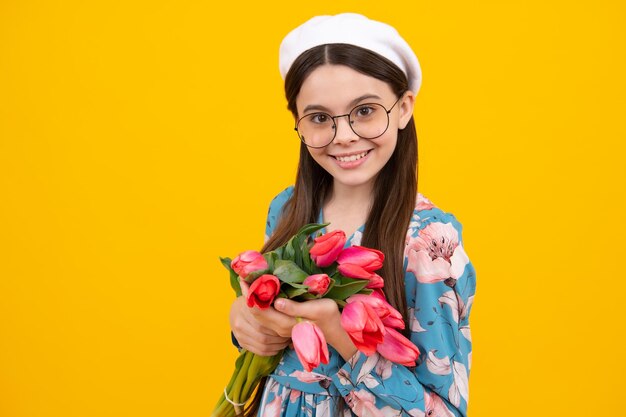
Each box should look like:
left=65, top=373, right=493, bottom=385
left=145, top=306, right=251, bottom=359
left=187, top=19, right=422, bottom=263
left=332, top=114, right=359, bottom=144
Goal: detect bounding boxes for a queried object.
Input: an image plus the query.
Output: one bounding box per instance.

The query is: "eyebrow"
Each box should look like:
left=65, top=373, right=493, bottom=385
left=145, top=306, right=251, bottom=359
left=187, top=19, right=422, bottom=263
left=302, top=94, right=383, bottom=115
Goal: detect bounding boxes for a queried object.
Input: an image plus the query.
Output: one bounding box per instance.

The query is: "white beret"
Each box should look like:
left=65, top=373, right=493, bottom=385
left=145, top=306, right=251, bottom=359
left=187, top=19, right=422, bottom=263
left=279, top=13, right=422, bottom=94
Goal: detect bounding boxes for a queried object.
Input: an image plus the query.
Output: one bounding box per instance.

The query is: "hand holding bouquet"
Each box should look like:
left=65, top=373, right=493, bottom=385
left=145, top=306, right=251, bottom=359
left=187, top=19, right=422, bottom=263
left=212, top=224, right=419, bottom=417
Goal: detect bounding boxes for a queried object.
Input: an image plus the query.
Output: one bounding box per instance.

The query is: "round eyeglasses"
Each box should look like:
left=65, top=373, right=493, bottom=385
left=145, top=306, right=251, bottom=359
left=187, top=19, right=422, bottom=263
left=294, top=95, right=404, bottom=149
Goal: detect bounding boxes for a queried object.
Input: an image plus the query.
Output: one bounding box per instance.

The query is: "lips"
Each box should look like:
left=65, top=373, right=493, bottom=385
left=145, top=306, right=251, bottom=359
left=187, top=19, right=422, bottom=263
left=331, top=149, right=372, bottom=162
left=329, top=149, right=373, bottom=170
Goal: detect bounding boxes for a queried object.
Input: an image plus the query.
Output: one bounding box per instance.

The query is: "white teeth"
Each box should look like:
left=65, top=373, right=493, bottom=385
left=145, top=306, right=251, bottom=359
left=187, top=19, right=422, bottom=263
left=336, top=151, right=368, bottom=162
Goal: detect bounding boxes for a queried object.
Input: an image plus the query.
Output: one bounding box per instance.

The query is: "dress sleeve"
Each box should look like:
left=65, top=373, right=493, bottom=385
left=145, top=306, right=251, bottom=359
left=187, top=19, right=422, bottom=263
left=330, top=211, right=477, bottom=417
left=264, top=185, right=295, bottom=243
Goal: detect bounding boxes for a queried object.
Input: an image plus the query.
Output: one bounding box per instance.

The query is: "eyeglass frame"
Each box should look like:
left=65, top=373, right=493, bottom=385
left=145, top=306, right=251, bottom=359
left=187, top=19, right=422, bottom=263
left=294, top=93, right=406, bottom=149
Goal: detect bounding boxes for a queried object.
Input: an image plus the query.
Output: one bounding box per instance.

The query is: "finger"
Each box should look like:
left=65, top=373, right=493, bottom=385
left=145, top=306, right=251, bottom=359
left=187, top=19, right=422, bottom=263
left=274, top=298, right=337, bottom=321
left=242, top=336, right=289, bottom=351
left=245, top=316, right=282, bottom=337
left=273, top=298, right=307, bottom=317
left=250, top=305, right=298, bottom=330
left=236, top=335, right=290, bottom=356
left=240, top=312, right=292, bottom=342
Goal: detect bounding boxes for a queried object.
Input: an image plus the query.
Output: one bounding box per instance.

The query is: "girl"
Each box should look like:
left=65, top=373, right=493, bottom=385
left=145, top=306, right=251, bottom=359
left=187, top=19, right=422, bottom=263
left=229, top=13, right=476, bottom=417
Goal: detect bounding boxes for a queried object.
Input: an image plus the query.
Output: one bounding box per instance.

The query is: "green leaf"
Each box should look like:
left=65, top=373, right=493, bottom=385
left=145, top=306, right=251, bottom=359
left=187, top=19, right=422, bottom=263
left=282, top=281, right=309, bottom=289
left=285, top=288, right=307, bottom=299
left=296, top=293, right=318, bottom=301
left=282, top=282, right=310, bottom=298
left=244, top=267, right=270, bottom=283
left=292, top=238, right=303, bottom=269
left=301, top=241, right=313, bottom=273
left=310, top=263, right=324, bottom=274
left=323, top=279, right=369, bottom=301
left=263, top=251, right=279, bottom=271
left=220, top=257, right=242, bottom=297
left=284, top=240, right=295, bottom=260
left=220, top=257, right=234, bottom=273
left=273, top=260, right=308, bottom=284
left=284, top=286, right=309, bottom=298
left=295, top=223, right=328, bottom=239
left=338, top=276, right=368, bottom=285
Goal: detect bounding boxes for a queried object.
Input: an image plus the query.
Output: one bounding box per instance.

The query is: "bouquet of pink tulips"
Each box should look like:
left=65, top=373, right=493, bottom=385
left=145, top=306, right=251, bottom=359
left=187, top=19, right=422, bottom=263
left=212, top=223, right=419, bottom=417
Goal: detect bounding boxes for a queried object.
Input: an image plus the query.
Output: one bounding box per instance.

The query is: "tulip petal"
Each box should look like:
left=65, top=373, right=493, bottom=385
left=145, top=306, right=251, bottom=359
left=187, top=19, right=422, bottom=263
left=341, top=301, right=385, bottom=355
left=366, top=273, right=385, bottom=289
left=338, top=264, right=372, bottom=279
left=309, top=230, right=347, bottom=268
left=246, top=274, right=280, bottom=309
left=376, top=327, right=420, bottom=366
left=337, top=246, right=384, bottom=271
left=292, top=321, right=329, bottom=372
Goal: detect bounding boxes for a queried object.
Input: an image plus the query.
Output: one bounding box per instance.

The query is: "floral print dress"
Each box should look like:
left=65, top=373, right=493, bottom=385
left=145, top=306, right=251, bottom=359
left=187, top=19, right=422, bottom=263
left=256, top=186, right=476, bottom=417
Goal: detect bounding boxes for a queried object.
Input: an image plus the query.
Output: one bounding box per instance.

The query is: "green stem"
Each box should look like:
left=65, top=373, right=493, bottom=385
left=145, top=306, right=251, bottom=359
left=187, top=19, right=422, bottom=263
left=212, top=350, right=251, bottom=417
left=231, top=350, right=255, bottom=404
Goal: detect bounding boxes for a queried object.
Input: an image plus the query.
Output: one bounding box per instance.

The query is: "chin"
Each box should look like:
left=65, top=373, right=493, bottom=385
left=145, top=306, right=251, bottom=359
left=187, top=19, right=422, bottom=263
left=332, top=173, right=378, bottom=188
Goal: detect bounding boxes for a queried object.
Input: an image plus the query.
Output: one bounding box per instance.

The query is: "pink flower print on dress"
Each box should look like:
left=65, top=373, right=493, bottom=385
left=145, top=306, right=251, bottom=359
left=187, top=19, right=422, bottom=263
left=260, top=394, right=283, bottom=417
left=288, top=389, right=301, bottom=404
left=405, top=222, right=469, bottom=286
left=345, top=390, right=384, bottom=417
left=290, top=370, right=332, bottom=384
left=424, top=391, right=455, bottom=417
left=416, top=193, right=436, bottom=211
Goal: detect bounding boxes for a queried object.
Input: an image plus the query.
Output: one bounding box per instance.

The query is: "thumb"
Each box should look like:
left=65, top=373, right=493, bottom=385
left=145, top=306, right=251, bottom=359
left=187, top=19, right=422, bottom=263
left=274, top=298, right=303, bottom=317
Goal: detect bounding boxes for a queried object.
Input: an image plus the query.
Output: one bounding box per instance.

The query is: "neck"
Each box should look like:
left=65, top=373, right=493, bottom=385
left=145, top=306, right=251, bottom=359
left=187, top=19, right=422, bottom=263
left=327, top=179, right=375, bottom=212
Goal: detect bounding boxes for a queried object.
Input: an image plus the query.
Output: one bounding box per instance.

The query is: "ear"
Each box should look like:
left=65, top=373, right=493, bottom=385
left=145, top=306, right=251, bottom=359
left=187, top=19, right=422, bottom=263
left=398, top=91, right=416, bottom=130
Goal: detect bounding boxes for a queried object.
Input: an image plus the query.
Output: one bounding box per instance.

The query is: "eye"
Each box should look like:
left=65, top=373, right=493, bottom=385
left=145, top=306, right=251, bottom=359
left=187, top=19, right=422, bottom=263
left=307, top=113, right=331, bottom=124
left=354, top=105, right=377, bottom=118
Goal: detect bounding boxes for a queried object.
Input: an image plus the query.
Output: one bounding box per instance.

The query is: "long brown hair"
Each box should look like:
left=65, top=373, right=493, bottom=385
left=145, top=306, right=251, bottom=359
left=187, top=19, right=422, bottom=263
left=242, top=43, right=418, bottom=417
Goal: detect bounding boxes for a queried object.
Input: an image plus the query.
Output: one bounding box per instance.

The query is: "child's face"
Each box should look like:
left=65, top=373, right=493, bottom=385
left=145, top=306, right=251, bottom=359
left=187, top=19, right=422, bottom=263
left=295, top=64, right=414, bottom=191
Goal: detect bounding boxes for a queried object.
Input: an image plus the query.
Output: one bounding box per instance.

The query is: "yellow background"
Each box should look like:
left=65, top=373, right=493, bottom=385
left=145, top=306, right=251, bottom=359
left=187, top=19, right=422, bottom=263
left=1, top=1, right=624, bottom=416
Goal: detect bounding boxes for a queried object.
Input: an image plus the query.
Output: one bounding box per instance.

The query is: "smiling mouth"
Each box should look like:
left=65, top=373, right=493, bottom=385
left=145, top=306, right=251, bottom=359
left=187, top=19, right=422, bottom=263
left=332, top=150, right=371, bottom=162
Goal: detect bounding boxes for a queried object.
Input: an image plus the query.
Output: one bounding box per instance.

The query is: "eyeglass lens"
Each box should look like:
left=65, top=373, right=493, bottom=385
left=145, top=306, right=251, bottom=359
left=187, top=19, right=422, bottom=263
left=296, top=103, right=391, bottom=148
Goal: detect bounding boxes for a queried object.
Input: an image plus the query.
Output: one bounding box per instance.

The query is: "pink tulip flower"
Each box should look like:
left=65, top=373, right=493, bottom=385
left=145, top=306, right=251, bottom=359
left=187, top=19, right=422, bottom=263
left=291, top=321, right=329, bottom=372
left=336, top=265, right=385, bottom=288
left=309, top=230, right=346, bottom=267
left=372, top=291, right=404, bottom=329
left=365, top=273, right=385, bottom=289
left=376, top=327, right=420, bottom=367
left=246, top=274, right=280, bottom=310
left=337, top=246, right=385, bottom=285
left=341, top=300, right=385, bottom=355
left=337, top=263, right=373, bottom=279
left=346, top=293, right=404, bottom=330
left=337, top=246, right=384, bottom=272
left=231, top=250, right=268, bottom=279
left=303, top=274, right=331, bottom=295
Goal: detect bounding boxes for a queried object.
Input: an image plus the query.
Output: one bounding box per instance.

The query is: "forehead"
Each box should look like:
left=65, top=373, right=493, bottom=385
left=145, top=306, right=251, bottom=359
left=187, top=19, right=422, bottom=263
left=296, top=64, right=394, bottom=113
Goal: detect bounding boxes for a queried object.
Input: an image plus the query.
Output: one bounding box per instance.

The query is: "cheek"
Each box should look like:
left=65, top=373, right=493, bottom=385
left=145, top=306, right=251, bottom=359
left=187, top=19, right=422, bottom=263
left=307, top=148, right=327, bottom=163
left=376, top=131, right=399, bottom=153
